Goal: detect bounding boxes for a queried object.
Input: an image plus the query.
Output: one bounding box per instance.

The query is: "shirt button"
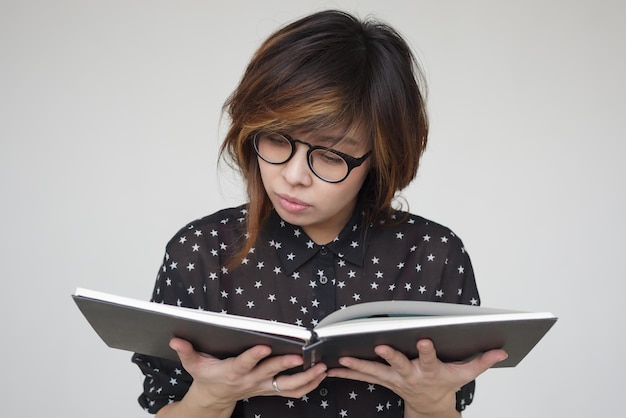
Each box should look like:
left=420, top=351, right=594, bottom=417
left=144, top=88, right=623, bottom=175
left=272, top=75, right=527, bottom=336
left=319, top=276, right=328, bottom=284
left=320, top=246, right=328, bottom=255
left=319, top=387, right=328, bottom=396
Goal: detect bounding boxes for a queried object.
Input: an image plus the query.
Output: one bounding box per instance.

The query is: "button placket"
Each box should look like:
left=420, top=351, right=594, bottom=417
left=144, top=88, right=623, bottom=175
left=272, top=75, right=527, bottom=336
left=312, top=245, right=336, bottom=320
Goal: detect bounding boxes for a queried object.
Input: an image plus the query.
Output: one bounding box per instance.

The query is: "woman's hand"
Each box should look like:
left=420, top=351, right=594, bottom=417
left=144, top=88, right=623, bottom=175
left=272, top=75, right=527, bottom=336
left=327, top=339, right=507, bottom=418
left=166, top=337, right=327, bottom=413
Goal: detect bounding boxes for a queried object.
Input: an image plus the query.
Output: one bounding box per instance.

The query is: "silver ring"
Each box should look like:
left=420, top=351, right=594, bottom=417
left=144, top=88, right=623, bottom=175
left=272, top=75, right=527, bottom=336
left=272, top=376, right=281, bottom=393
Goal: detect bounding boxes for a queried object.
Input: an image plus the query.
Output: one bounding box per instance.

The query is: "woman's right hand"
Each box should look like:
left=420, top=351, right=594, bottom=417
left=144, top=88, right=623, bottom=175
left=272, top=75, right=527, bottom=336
left=157, top=337, right=328, bottom=417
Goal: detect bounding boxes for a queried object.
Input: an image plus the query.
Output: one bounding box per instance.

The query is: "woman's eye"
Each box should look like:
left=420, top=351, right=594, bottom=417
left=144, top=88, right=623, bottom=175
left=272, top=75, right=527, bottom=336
left=318, top=151, right=344, bottom=165
left=265, top=134, right=289, bottom=146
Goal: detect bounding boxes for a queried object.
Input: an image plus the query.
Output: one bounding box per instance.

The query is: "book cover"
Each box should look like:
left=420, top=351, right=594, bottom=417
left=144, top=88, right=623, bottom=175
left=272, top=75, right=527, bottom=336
left=73, top=288, right=557, bottom=369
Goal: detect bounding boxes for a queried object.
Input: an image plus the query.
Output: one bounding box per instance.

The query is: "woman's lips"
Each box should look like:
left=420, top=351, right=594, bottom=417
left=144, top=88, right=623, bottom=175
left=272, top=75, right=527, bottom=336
left=276, top=193, right=311, bottom=213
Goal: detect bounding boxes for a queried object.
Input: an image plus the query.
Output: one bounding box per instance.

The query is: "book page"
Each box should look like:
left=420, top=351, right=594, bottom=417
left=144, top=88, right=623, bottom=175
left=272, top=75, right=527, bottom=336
left=316, top=300, right=523, bottom=328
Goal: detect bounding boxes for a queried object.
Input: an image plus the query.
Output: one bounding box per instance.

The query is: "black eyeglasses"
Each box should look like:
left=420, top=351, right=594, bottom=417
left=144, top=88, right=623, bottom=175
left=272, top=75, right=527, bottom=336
left=253, top=132, right=372, bottom=183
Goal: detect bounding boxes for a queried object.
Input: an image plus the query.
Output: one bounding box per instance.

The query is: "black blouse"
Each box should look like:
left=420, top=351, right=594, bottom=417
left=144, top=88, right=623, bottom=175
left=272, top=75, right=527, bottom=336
left=132, top=205, right=480, bottom=416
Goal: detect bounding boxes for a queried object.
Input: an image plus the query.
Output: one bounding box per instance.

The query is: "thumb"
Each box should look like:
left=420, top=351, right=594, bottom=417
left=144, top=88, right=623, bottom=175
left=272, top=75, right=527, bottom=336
left=169, top=337, right=199, bottom=363
left=477, top=349, right=508, bottom=371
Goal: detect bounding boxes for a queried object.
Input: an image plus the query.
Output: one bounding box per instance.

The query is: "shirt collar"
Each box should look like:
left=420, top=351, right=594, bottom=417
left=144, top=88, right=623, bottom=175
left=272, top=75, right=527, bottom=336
left=265, top=209, right=368, bottom=274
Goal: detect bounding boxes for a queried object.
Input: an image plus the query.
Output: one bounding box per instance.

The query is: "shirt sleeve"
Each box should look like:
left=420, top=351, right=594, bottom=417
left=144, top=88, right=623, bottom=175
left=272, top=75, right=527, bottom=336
left=440, top=230, right=480, bottom=411
left=131, top=221, right=213, bottom=414
left=440, top=231, right=481, bottom=306
left=130, top=242, right=194, bottom=414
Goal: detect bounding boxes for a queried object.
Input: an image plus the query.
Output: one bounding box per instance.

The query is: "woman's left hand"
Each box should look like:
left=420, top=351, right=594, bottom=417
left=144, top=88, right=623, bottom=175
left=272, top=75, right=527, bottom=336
left=326, top=339, right=508, bottom=417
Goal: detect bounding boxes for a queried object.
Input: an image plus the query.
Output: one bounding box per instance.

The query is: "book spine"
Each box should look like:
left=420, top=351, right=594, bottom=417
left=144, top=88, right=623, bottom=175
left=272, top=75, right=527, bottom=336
left=303, top=338, right=324, bottom=370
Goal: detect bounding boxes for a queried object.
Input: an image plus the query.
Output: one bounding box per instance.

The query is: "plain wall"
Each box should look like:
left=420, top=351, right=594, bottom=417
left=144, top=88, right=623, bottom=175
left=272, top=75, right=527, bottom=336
left=1, top=0, right=624, bottom=416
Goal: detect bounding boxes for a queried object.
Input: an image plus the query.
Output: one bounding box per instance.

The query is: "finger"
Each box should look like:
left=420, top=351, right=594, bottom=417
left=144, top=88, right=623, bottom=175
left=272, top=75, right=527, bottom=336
left=169, top=337, right=215, bottom=364
left=231, top=345, right=274, bottom=374
left=374, top=345, right=413, bottom=376
left=415, top=339, right=439, bottom=369
left=329, top=357, right=389, bottom=384
left=471, top=349, right=508, bottom=372
left=270, top=364, right=327, bottom=396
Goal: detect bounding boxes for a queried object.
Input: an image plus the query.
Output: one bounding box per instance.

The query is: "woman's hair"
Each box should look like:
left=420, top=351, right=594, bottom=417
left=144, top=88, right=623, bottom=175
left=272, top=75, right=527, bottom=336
left=220, top=9, right=429, bottom=264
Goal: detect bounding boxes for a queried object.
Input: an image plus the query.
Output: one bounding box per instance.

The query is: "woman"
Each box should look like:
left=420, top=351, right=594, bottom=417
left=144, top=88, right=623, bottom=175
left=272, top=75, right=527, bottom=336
left=132, top=10, right=507, bottom=418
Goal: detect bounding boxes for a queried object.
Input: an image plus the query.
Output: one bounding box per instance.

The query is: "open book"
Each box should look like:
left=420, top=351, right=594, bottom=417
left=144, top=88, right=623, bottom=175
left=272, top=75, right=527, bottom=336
left=72, top=288, right=557, bottom=369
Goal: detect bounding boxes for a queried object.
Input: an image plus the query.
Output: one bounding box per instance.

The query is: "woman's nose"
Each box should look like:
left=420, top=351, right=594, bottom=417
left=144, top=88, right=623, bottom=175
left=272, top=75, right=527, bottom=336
left=281, top=144, right=313, bottom=186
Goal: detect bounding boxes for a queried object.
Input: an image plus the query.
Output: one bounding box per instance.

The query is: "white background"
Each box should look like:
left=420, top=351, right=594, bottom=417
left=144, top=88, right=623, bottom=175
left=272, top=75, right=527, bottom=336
left=2, top=1, right=624, bottom=416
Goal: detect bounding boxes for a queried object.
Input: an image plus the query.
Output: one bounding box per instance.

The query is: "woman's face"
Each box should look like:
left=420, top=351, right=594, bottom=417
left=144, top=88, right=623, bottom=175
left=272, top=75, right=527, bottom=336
left=258, top=128, right=371, bottom=244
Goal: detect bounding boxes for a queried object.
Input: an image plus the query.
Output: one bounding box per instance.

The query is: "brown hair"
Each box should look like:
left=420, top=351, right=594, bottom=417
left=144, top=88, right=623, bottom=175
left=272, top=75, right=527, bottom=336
left=220, top=10, right=429, bottom=265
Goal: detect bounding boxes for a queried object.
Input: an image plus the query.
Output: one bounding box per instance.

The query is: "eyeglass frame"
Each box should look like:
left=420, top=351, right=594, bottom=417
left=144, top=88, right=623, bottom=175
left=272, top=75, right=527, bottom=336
left=252, top=132, right=372, bottom=183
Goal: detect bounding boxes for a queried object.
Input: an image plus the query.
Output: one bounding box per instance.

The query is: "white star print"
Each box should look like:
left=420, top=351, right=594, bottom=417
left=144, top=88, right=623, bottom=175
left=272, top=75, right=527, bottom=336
left=145, top=206, right=481, bottom=415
